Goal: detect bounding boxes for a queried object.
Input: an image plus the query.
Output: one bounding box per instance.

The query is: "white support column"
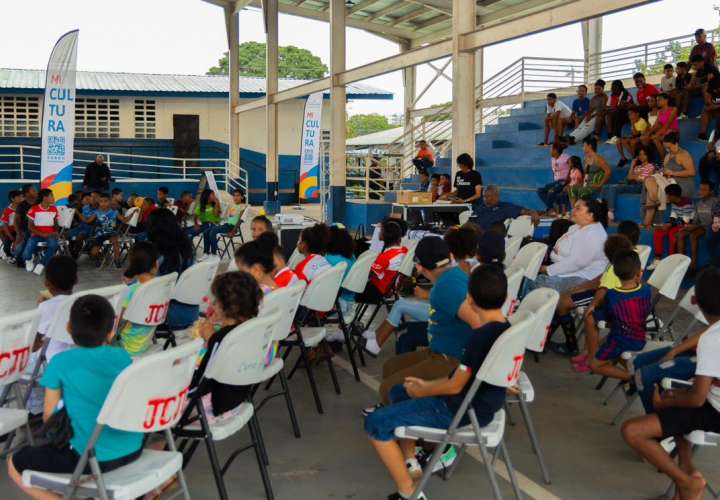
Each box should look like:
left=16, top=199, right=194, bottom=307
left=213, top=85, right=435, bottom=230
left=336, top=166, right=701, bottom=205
left=265, top=0, right=280, bottom=212
left=582, top=17, right=603, bottom=83
left=329, top=0, right=347, bottom=222
left=451, top=0, right=476, bottom=178
left=474, top=47, right=484, bottom=133
left=224, top=6, right=240, bottom=177
left=400, top=40, right=416, bottom=175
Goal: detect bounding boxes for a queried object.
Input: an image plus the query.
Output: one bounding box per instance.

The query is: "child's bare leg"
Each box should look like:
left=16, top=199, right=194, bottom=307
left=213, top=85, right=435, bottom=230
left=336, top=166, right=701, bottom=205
left=112, top=236, right=120, bottom=260
left=370, top=438, right=416, bottom=495
left=583, top=314, right=599, bottom=358
left=557, top=293, right=575, bottom=316
left=589, top=358, right=632, bottom=381
left=689, top=228, right=704, bottom=270
left=399, top=438, right=417, bottom=460
left=376, top=320, right=398, bottom=347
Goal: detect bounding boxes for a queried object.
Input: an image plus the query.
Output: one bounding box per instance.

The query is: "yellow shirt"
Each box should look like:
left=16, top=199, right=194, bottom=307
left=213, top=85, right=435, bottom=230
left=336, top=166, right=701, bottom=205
left=633, top=118, right=649, bottom=135
left=599, top=265, right=622, bottom=290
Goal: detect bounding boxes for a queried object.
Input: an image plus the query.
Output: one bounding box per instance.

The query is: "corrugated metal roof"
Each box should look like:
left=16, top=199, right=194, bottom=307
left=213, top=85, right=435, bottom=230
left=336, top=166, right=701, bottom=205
left=0, top=68, right=392, bottom=99
left=346, top=121, right=451, bottom=146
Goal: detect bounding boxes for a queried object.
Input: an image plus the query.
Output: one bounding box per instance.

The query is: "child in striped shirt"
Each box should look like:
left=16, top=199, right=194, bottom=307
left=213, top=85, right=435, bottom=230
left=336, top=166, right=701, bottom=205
left=649, top=184, right=696, bottom=269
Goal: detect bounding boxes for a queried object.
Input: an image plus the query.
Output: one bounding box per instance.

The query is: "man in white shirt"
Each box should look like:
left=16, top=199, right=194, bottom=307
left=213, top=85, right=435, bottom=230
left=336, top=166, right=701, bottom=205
left=540, top=92, right=573, bottom=146
left=622, top=267, right=720, bottom=500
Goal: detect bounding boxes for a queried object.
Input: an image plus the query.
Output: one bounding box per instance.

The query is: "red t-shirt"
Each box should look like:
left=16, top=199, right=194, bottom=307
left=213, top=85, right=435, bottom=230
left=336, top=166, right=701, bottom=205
left=27, top=205, right=58, bottom=235
left=370, top=246, right=408, bottom=294
left=1, top=207, right=16, bottom=235
left=274, top=267, right=300, bottom=288
left=635, top=84, right=659, bottom=107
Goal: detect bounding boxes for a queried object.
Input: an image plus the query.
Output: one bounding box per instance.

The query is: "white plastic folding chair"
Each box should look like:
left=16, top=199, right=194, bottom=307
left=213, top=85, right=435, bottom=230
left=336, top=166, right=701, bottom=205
left=158, top=259, right=220, bottom=348
left=646, top=254, right=691, bottom=338
left=174, top=313, right=280, bottom=500
left=287, top=246, right=303, bottom=270
left=0, top=310, right=39, bottom=455
left=284, top=263, right=347, bottom=414
left=56, top=207, right=76, bottom=256
left=636, top=244, right=652, bottom=271
left=511, top=242, right=548, bottom=282
left=398, top=239, right=419, bottom=278
left=395, top=310, right=536, bottom=500
left=502, top=267, right=525, bottom=318
left=503, top=236, right=523, bottom=267
left=22, top=339, right=202, bottom=500
left=100, top=207, right=141, bottom=268
left=458, top=210, right=472, bottom=225
left=122, top=273, right=177, bottom=354
left=507, top=215, right=534, bottom=239
left=256, top=282, right=306, bottom=438
left=238, top=206, right=256, bottom=244
left=506, top=288, right=560, bottom=484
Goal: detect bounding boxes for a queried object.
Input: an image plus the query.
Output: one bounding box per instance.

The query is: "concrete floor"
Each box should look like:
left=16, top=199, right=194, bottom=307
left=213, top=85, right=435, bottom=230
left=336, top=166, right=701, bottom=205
left=0, top=258, right=719, bottom=500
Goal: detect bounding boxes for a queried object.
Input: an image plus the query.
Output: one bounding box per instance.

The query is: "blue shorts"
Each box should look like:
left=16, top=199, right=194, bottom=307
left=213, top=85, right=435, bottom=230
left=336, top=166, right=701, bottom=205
left=90, top=232, right=118, bottom=246
left=595, top=335, right=645, bottom=361
left=364, top=385, right=454, bottom=442
left=571, top=290, right=595, bottom=307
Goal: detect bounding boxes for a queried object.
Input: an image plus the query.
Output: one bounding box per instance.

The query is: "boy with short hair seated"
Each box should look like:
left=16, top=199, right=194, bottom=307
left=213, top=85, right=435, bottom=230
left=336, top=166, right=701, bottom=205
left=649, top=183, right=695, bottom=270
left=8, top=295, right=143, bottom=497
left=364, top=264, right=509, bottom=500
left=585, top=249, right=651, bottom=380
left=22, top=188, right=59, bottom=275
left=87, top=192, right=128, bottom=268
left=622, top=267, right=720, bottom=500
left=0, top=189, right=22, bottom=261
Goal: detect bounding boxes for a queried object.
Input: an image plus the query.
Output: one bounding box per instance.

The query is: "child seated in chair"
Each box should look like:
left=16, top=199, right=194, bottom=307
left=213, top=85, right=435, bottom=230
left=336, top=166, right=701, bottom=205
left=364, top=265, right=509, bottom=500
left=622, top=267, right=720, bottom=500
left=117, top=242, right=159, bottom=356
left=355, top=218, right=407, bottom=306
left=86, top=192, right=128, bottom=268
left=8, top=295, right=143, bottom=497
left=22, top=188, right=59, bottom=275
left=235, top=232, right=279, bottom=294
left=585, top=250, right=652, bottom=380
left=293, top=223, right=331, bottom=283
left=251, top=214, right=273, bottom=240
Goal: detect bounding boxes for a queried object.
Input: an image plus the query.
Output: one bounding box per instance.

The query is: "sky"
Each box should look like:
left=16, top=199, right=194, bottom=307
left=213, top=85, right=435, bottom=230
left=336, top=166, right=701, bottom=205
left=1, top=0, right=719, bottom=117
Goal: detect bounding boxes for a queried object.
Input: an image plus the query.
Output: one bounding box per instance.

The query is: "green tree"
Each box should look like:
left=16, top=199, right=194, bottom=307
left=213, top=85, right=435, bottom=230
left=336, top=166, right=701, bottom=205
left=634, top=40, right=720, bottom=75
left=206, top=41, right=328, bottom=79
left=346, top=114, right=394, bottom=138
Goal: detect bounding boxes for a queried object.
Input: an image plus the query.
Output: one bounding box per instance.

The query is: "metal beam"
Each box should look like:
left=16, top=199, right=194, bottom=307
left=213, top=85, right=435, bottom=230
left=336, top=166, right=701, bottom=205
left=413, top=58, right=451, bottom=106
left=412, top=13, right=450, bottom=31
left=366, top=0, right=409, bottom=21
left=265, top=0, right=279, bottom=204
left=348, top=0, right=382, bottom=15
left=330, top=0, right=347, bottom=222
left=389, top=6, right=426, bottom=26
left=235, top=0, right=656, bottom=113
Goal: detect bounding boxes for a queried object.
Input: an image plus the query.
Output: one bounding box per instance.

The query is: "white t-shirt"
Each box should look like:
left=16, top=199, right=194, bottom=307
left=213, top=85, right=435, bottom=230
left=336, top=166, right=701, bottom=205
left=546, top=100, right=572, bottom=119
left=38, top=294, right=73, bottom=360
left=696, top=321, right=720, bottom=412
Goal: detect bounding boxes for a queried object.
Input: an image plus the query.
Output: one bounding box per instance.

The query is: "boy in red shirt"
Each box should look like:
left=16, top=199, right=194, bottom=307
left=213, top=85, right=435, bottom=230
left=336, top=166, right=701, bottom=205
left=23, top=188, right=59, bottom=275
left=0, top=190, right=22, bottom=261
left=633, top=72, right=660, bottom=119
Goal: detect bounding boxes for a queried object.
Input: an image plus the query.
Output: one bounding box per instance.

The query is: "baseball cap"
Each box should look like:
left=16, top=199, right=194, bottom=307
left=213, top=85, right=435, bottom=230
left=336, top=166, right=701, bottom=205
left=476, top=231, right=506, bottom=265
left=414, top=236, right=450, bottom=269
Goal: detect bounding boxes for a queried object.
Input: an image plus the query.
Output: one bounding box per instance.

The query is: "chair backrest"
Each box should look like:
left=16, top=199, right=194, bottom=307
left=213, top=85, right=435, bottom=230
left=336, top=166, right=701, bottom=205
left=507, top=215, right=534, bottom=239
left=647, top=254, right=690, bottom=300
left=476, top=310, right=535, bottom=387
left=636, top=244, right=652, bottom=270
left=97, top=339, right=203, bottom=432
left=260, top=281, right=306, bottom=341
left=204, top=311, right=280, bottom=386
left=123, top=273, right=178, bottom=326
left=503, top=236, right=523, bottom=267
left=342, top=249, right=378, bottom=293
left=502, top=266, right=525, bottom=317
left=0, top=310, right=39, bottom=388
left=46, top=285, right=127, bottom=346
left=125, top=207, right=141, bottom=229
left=458, top=210, right=472, bottom=226
left=171, top=259, right=220, bottom=305
left=238, top=206, right=255, bottom=242
left=515, top=288, right=560, bottom=352
left=398, top=240, right=419, bottom=277
left=300, top=262, right=347, bottom=312
left=511, top=242, right=547, bottom=281
left=287, top=247, right=303, bottom=270
left=57, top=207, right=75, bottom=229
left=677, top=286, right=708, bottom=325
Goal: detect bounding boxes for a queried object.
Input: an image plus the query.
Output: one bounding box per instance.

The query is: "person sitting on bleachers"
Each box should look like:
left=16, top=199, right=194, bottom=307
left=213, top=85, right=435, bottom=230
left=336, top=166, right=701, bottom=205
left=8, top=295, right=143, bottom=497
left=412, top=140, right=435, bottom=174
left=537, top=142, right=570, bottom=213
left=601, top=145, right=655, bottom=223
left=632, top=72, right=660, bottom=120
left=570, top=137, right=611, bottom=200
left=471, top=185, right=539, bottom=231
left=364, top=265, right=509, bottom=500
left=697, top=54, right=720, bottom=141
left=566, top=155, right=585, bottom=207
left=604, top=79, right=634, bottom=145
left=660, top=63, right=676, bottom=93
left=622, top=267, right=720, bottom=500
left=672, top=61, right=692, bottom=120
left=570, top=84, right=590, bottom=128
left=646, top=93, right=679, bottom=158
left=585, top=250, right=651, bottom=380
left=699, top=137, right=720, bottom=184
left=616, top=108, right=650, bottom=168
left=539, top=92, right=572, bottom=147
left=563, top=79, right=607, bottom=145
left=294, top=223, right=332, bottom=284
left=676, top=180, right=718, bottom=271
left=649, top=184, right=695, bottom=270
left=22, top=188, right=59, bottom=275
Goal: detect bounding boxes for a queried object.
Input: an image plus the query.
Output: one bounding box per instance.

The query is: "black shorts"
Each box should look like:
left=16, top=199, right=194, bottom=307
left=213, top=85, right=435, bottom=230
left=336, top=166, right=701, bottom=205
left=658, top=402, right=720, bottom=438
left=12, top=444, right=141, bottom=474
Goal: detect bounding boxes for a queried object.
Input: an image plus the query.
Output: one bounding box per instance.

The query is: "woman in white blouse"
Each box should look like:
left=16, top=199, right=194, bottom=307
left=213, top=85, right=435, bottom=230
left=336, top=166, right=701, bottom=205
left=531, top=196, right=609, bottom=293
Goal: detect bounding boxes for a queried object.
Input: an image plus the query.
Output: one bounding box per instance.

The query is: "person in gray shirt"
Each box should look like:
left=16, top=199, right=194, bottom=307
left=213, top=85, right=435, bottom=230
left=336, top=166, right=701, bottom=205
left=677, top=180, right=718, bottom=270
left=565, top=79, right=607, bottom=145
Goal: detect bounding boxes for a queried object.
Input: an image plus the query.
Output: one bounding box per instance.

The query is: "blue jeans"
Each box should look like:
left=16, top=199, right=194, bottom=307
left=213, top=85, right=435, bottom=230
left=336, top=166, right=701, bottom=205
left=528, top=274, right=587, bottom=294
left=537, top=180, right=567, bottom=211
left=364, top=385, right=454, bottom=441
left=633, top=346, right=697, bottom=413
left=13, top=232, right=28, bottom=262
left=600, top=182, right=643, bottom=211
left=206, top=223, right=234, bottom=255
left=387, top=298, right=430, bottom=327
left=67, top=223, right=93, bottom=239
left=22, top=236, right=59, bottom=266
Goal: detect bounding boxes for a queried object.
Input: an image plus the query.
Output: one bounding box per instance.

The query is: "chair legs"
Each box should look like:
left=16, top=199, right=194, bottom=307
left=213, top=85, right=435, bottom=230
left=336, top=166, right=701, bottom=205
left=611, top=393, right=639, bottom=426
left=203, top=431, right=229, bottom=500
left=164, top=429, right=192, bottom=500
left=602, top=381, right=624, bottom=406
left=277, top=369, right=302, bottom=438
left=248, top=415, right=275, bottom=500
left=516, top=398, right=551, bottom=484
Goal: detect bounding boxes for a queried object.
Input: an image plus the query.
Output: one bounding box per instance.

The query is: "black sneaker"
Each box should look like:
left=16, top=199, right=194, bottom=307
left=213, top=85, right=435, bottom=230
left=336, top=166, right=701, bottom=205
left=537, top=142, right=547, bottom=147
left=698, top=133, right=709, bottom=141
left=617, top=158, right=629, bottom=168
left=547, top=341, right=579, bottom=357
left=388, top=492, right=427, bottom=500
left=362, top=403, right=383, bottom=417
